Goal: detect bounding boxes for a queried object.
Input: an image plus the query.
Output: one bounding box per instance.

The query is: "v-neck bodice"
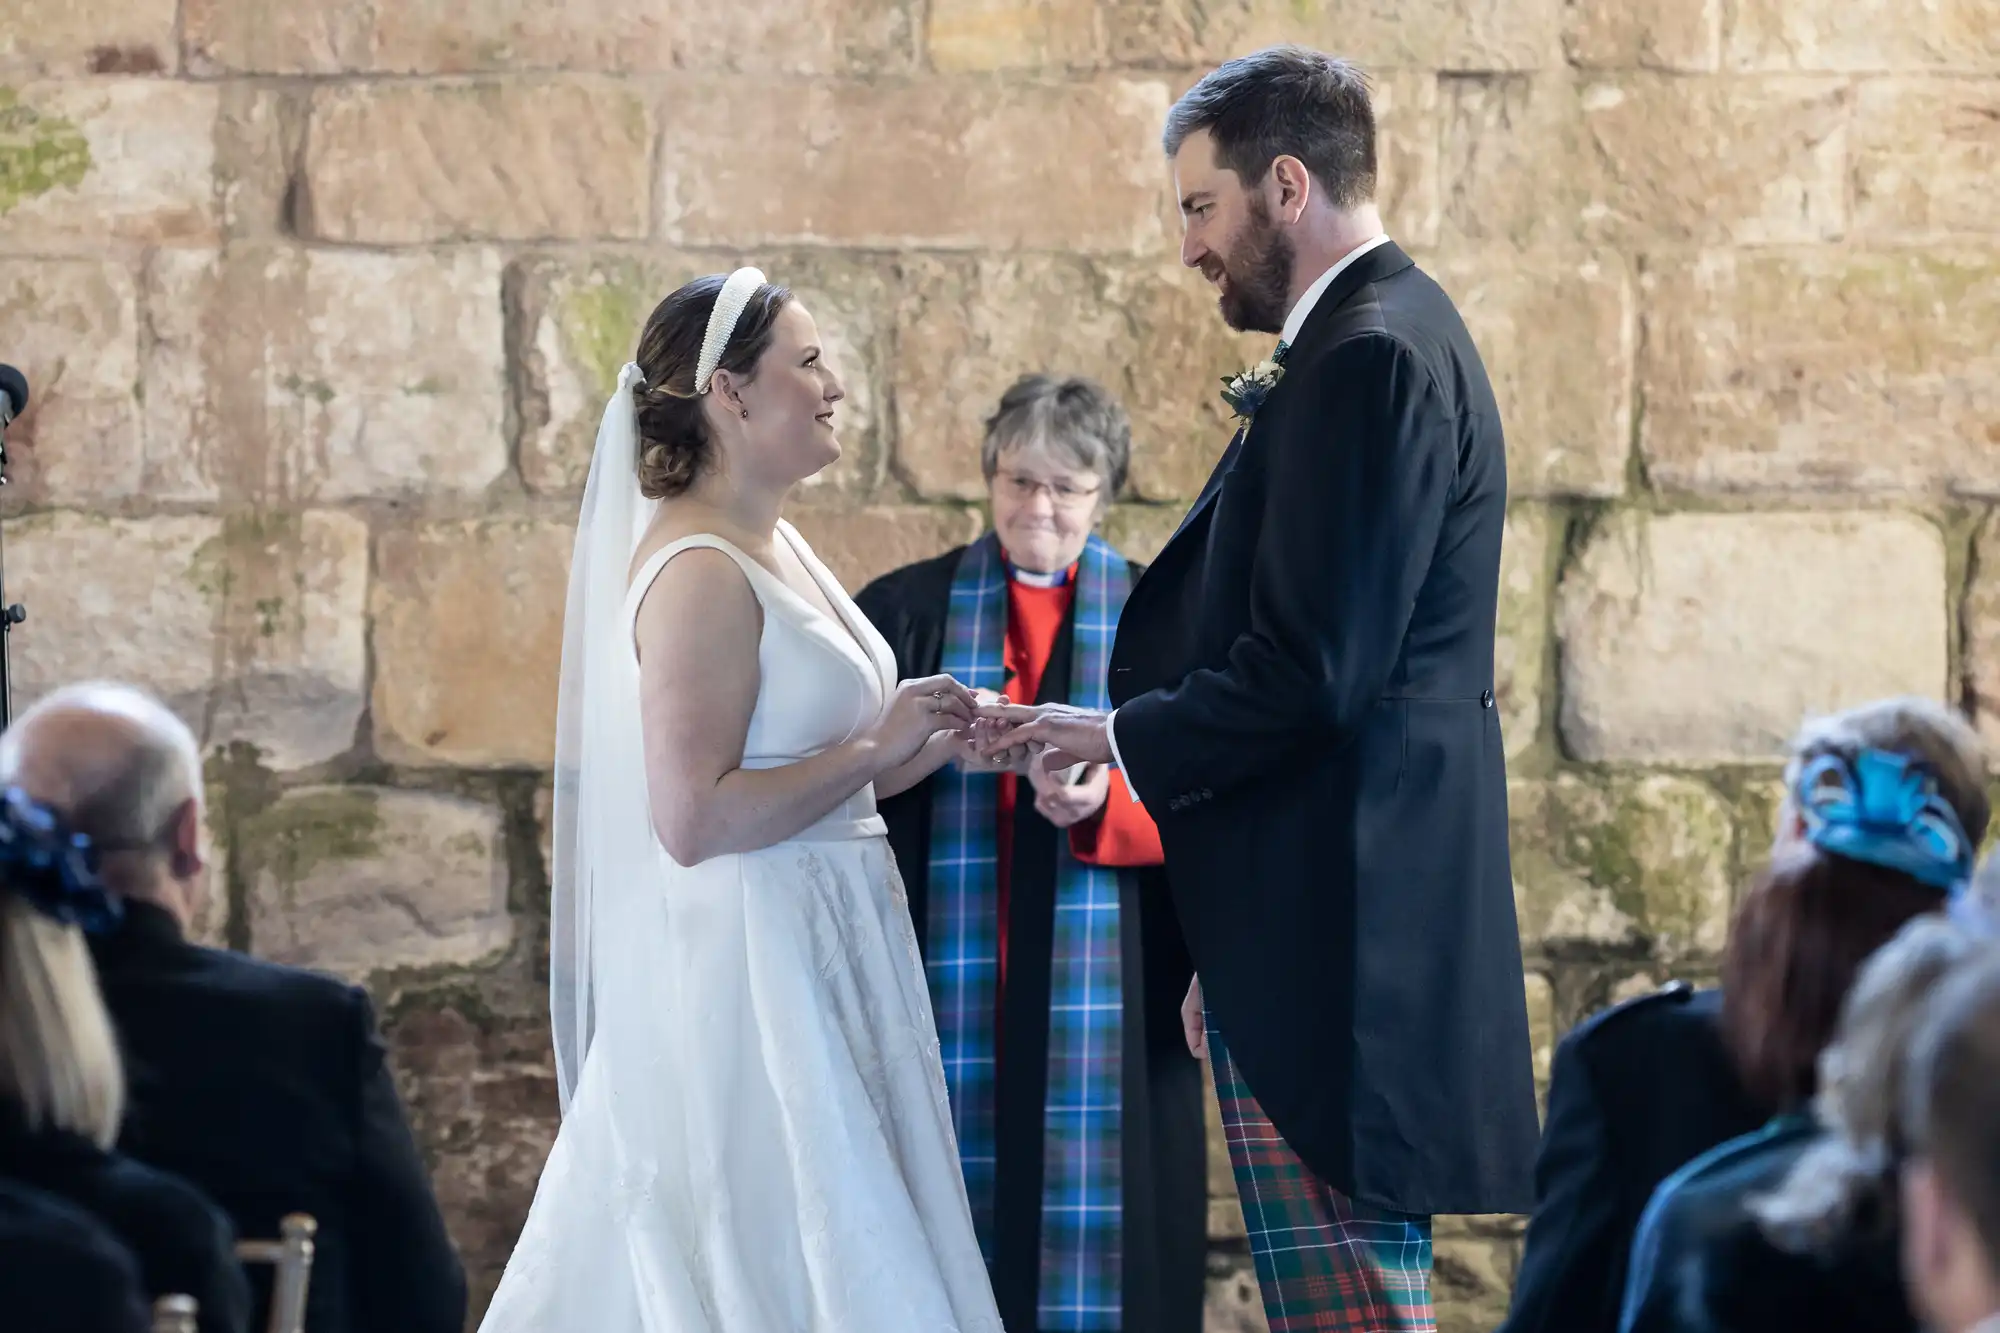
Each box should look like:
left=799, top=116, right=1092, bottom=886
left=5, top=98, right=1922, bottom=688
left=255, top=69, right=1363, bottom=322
left=624, top=520, right=898, bottom=838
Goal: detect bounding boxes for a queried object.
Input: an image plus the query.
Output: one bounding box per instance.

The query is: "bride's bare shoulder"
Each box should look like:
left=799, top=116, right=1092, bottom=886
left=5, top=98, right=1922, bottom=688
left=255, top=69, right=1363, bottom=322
left=629, top=513, right=762, bottom=655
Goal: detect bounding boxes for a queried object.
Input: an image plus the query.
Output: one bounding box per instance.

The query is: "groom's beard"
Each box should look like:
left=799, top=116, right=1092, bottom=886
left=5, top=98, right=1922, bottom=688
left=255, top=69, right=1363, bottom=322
left=1209, top=198, right=1294, bottom=335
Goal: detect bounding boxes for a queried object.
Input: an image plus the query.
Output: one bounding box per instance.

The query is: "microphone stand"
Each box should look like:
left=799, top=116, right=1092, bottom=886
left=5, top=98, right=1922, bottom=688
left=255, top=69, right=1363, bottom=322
left=0, top=422, right=24, bottom=729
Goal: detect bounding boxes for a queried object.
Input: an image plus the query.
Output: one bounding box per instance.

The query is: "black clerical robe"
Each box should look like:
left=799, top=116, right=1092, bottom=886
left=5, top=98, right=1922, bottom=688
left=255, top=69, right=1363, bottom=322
left=857, top=545, right=1206, bottom=1333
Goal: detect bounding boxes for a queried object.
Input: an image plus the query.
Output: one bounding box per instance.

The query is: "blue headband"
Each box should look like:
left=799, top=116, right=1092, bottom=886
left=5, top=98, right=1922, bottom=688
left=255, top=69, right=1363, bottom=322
left=1794, top=748, right=1973, bottom=892
left=0, top=787, right=123, bottom=934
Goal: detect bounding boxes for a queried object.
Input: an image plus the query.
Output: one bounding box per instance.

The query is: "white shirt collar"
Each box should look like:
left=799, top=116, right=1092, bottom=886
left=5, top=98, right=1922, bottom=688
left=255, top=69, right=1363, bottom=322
left=1964, top=1314, right=2000, bottom=1333
left=1279, top=234, right=1394, bottom=348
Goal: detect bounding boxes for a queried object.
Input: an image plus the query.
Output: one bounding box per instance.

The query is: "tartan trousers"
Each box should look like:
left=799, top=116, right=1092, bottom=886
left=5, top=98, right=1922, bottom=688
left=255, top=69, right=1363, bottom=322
left=1207, top=1018, right=1435, bottom=1333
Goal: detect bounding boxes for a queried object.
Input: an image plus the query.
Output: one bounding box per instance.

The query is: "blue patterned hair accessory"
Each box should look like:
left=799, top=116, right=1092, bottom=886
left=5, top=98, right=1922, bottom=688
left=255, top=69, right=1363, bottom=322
left=1794, top=748, right=1973, bottom=892
left=0, top=787, right=123, bottom=934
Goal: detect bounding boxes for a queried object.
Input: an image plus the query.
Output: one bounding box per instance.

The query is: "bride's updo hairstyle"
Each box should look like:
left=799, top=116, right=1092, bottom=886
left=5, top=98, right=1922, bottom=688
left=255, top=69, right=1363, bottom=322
left=631, top=273, right=794, bottom=500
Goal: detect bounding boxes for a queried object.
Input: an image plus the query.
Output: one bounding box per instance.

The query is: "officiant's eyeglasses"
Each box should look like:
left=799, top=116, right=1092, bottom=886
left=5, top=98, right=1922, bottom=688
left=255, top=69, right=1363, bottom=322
left=996, top=472, right=1102, bottom=507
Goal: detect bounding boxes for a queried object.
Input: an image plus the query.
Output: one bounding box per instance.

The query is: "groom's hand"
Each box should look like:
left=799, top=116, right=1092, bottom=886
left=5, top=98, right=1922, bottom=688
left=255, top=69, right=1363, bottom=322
left=1181, top=976, right=1206, bottom=1060
left=974, top=702, right=1114, bottom=771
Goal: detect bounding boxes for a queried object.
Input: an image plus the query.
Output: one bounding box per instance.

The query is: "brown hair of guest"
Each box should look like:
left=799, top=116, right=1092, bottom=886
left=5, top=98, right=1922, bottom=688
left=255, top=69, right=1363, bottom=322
left=629, top=274, right=794, bottom=500
left=1722, top=699, right=1990, bottom=1113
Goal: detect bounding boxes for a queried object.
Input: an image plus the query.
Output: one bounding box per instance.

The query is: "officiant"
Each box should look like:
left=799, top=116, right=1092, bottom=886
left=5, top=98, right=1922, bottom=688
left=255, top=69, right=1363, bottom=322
left=857, top=374, right=1205, bottom=1333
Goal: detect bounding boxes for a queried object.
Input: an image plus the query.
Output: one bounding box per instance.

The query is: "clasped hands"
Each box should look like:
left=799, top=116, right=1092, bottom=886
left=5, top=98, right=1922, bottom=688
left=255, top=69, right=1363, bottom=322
left=928, top=688, right=1117, bottom=829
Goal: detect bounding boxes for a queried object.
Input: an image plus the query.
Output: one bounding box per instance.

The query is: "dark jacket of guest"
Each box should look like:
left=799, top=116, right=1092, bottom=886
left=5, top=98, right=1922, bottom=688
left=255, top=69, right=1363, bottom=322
left=1619, top=1115, right=1917, bottom=1333
left=1105, top=242, right=1537, bottom=1214
left=88, top=901, right=466, bottom=1333
left=0, top=1178, right=152, bottom=1333
left=0, top=1099, right=248, bottom=1333
left=1500, top=983, right=1767, bottom=1333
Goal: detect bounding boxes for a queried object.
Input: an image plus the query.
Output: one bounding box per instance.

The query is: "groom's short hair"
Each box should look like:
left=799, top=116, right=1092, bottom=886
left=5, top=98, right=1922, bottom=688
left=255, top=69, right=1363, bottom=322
left=1163, top=45, right=1376, bottom=209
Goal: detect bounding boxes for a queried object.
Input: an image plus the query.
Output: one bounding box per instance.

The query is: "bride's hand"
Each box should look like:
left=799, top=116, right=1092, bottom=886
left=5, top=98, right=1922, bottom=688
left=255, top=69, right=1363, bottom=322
left=871, top=675, right=977, bottom=769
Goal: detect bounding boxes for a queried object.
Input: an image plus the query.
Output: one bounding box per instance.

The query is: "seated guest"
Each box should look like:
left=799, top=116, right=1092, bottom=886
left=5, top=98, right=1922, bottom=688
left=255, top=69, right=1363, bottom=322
left=1622, top=906, right=1983, bottom=1331
left=0, top=1178, right=151, bottom=1333
left=1500, top=697, right=1988, bottom=1333
left=0, top=683, right=467, bottom=1333
left=857, top=374, right=1204, bottom=1333
left=1900, top=944, right=2000, bottom=1333
left=0, top=787, right=247, bottom=1333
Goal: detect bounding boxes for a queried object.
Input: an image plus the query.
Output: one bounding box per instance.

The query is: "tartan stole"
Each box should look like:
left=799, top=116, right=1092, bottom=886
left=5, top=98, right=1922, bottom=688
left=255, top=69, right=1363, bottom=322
left=927, top=532, right=1130, bottom=1331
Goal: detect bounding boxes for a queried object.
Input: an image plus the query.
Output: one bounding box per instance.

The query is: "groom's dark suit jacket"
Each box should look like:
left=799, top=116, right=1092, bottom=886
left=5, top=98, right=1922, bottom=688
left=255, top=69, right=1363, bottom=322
left=1109, top=242, right=1539, bottom=1215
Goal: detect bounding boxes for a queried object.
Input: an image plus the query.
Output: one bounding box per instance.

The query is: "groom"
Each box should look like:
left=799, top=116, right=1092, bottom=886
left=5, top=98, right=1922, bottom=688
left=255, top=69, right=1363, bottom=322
left=979, top=46, right=1539, bottom=1331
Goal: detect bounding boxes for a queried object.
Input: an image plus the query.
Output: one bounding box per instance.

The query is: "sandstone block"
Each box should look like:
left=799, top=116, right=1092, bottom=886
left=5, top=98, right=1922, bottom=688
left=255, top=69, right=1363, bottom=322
left=186, top=0, right=912, bottom=74
left=213, top=84, right=308, bottom=239
left=0, top=259, right=141, bottom=503
left=1735, top=779, right=1791, bottom=861
left=658, top=78, right=1168, bottom=253
left=1435, top=1235, right=1519, bottom=1333
left=206, top=512, right=370, bottom=770
left=144, top=246, right=508, bottom=504
left=383, top=998, right=559, bottom=1317
left=1638, top=249, right=2000, bottom=497
left=8, top=513, right=221, bottom=727
left=1099, top=506, right=1185, bottom=565
left=927, top=0, right=1101, bottom=69
left=1498, top=506, right=1555, bottom=760
left=1178, top=0, right=1563, bottom=71
left=1563, top=0, right=1719, bottom=70
left=661, top=0, right=919, bottom=74
left=1727, top=0, right=2000, bottom=70
left=1443, top=74, right=1848, bottom=247
left=1852, top=80, right=2000, bottom=239
left=1510, top=774, right=1736, bottom=959
left=0, top=81, right=217, bottom=248
left=372, top=520, right=575, bottom=768
left=1427, top=251, right=1632, bottom=497
left=1374, top=71, right=1442, bottom=251
left=1952, top=515, right=2000, bottom=753
left=303, top=80, right=652, bottom=244
left=0, top=0, right=176, bottom=76
left=243, top=787, right=511, bottom=977
left=1610, top=972, right=1666, bottom=1006
left=1557, top=511, right=1949, bottom=762
left=1524, top=973, right=1555, bottom=1090
left=512, top=252, right=891, bottom=499
left=892, top=255, right=1265, bottom=502
left=789, top=506, right=987, bottom=595
left=7, top=510, right=371, bottom=770
left=1203, top=1256, right=1267, bottom=1333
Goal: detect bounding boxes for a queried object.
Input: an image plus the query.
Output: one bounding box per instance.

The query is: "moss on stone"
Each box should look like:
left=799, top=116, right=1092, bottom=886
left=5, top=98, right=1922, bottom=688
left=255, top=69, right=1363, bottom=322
left=0, top=88, right=92, bottom=216
left=244, top=788, right=384, bottom=889
left=279, top=373, right=336, bottom=405
left=557, top=269, right=647, bottom=402
left=1514, top=774, right=1735, bottom=960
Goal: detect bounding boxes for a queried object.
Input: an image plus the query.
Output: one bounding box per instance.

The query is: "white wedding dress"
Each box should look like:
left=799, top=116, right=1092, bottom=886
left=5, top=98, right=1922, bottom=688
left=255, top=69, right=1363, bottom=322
left=479, top=364, right=1002, bottom=1333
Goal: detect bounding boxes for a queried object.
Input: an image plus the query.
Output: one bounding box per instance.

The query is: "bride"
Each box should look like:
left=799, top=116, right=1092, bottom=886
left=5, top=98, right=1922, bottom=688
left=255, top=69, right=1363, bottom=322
left=478, top=268, right=1005, bottom=1332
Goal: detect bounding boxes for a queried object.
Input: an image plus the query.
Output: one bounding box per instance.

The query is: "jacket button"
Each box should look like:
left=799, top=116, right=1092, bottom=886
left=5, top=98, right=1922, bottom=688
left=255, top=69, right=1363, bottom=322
left=1481, top=689, right=1494, bottom=708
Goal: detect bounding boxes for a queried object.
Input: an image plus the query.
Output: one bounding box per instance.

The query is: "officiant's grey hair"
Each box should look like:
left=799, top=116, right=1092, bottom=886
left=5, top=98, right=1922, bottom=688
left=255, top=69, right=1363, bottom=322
left=979, top=374, right=1131, bottom=499
left=1163, top=45, right=1377, bottom=209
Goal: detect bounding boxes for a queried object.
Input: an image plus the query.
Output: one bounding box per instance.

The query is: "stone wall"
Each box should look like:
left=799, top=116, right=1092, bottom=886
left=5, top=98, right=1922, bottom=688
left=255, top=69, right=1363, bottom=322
left=3, top=3, right=1996, bottom=1330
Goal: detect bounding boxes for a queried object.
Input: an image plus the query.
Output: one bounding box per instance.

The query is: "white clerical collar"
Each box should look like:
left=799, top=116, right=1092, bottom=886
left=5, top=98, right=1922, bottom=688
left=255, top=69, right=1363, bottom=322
left=1279, top=234, right=1394, bottom=348
left=1006, top=560, right=1070, bottom=588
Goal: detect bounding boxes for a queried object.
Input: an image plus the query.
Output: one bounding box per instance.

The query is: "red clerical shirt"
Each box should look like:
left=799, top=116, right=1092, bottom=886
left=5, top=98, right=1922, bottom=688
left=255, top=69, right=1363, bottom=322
left=994, top=566, right=1164, bottom=991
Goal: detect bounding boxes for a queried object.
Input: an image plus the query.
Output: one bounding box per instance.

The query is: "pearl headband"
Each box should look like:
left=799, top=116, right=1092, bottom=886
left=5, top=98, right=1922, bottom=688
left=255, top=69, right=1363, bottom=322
left=695, top=267, right=768, bottom=394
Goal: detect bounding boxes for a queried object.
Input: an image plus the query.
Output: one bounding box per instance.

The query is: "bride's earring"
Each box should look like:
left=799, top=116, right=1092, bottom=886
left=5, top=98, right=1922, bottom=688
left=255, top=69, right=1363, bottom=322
left=741, top=408, right=749, bottom=419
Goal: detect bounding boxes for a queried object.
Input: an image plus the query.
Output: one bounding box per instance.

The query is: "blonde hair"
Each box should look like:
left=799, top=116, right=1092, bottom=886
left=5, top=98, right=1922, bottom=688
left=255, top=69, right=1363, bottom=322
left=1752, top=913, right=1982, bottom=1248
left=0, top=897, right=125, bottom=1147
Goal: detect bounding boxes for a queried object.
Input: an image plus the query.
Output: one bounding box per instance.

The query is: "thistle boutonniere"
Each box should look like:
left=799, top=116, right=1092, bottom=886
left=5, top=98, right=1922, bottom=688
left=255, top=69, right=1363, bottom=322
left=1220, top=355, right=1284, bottom=423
